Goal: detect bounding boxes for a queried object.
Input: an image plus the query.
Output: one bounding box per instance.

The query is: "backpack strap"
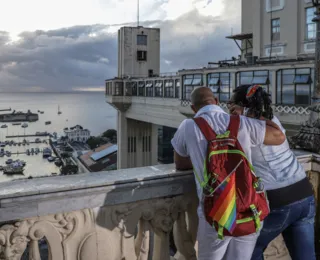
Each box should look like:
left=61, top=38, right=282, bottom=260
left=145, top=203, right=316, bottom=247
left=228, top=115, right=240, bottom=138
left=193, top=117, right=217, bottom=141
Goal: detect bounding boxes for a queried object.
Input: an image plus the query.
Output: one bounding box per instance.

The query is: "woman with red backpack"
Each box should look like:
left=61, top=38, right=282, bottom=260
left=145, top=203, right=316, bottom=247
left=228, top=84, right=316, bottom=260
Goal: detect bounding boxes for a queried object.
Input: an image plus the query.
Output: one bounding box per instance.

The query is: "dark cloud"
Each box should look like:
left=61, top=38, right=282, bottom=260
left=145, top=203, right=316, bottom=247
left=0, top=2, right=240, bottom=92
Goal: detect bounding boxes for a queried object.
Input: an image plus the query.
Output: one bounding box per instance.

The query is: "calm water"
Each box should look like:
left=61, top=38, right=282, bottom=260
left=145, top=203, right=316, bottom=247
left=0, top=92, right=117, bottom=182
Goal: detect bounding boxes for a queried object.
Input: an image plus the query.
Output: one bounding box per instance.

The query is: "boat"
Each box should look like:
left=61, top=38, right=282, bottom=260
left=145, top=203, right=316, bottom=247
left=21, top=123, right=28, bottom=128
left=43, top=147, right=52, bottom=158
left=3, top=164, right=24, bottom=175
left=35, top=138, right=41, bottom=143
left=40, top=111, right=44, bottom=114
left=0, top=143, right=6, bottom=147
left=12, top=122, right=21, bottom=126
left=26, top=149, right=30, bottom=156
left=1, top=124, right=7, bottom=128
left=45, top=121, right=51, bottom=125
left=47, top=156, right=55, bottom=162
left=0, top=153, right=4, bottom=158
left=58, top=105, right=62, bottom=115
left=5, top=151, right=11, bottom=157
left=5, top=159, right=13, bottom=164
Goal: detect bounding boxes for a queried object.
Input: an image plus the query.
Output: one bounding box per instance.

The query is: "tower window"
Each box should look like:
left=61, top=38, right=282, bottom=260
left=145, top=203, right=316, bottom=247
left=137, top=51, right=147, bottom=61
left=137, top=35, right=147, bottom=45
left=271, top=18, right=280, bottom=41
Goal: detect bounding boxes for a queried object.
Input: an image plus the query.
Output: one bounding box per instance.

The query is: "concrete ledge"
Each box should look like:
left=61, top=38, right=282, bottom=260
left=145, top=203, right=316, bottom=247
left=0, top=164, right=195, bottom=222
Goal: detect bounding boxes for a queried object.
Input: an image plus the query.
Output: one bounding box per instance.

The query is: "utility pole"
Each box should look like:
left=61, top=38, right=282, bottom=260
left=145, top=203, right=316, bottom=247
left=137, top=0, right=140, bottom=27
left=291, top=2, right=320, bottom=152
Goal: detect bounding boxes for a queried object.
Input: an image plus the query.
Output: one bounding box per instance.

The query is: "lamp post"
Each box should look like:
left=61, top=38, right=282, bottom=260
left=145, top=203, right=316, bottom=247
left=290, top=1, right=320, bottom=152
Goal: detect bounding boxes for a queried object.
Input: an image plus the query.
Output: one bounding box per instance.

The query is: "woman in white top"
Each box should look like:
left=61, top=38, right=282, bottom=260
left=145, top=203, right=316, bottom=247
left=228, top=84, right=315, bottom=260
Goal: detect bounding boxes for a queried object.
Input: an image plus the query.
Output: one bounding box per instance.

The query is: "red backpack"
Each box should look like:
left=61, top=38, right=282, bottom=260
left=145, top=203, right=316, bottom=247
left=193, top=115, right=269, bottom=239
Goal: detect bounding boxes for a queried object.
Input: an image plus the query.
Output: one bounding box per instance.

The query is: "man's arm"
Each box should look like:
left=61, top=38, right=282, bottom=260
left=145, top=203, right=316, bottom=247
left=230, top=104, right=285, bottom=146
left=174, top=151, right=193, bottom=171
left=264, top=120, right=286, bottom=145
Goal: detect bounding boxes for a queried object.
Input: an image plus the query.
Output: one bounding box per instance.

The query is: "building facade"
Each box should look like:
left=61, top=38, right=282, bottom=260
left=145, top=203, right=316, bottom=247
left=241, top=0, right=316, bottom=62
left=64, top=125, right=91, bottom=143
left=106, top=0, right=318, bottom=169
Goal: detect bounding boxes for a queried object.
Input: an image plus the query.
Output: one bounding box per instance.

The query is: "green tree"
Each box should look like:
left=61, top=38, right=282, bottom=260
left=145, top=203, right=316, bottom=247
left=86, top=136, right=103, bottom=149
left=102, top=129, right=117, bottom=140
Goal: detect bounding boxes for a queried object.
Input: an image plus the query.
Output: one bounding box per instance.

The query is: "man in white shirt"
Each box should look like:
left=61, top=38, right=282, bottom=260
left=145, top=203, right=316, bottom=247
left=171, top=87, right=285, bottom=260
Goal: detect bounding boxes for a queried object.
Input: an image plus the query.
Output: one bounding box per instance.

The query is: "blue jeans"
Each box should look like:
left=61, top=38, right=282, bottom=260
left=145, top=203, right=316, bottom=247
left=251, top=195, right=316, bottom=260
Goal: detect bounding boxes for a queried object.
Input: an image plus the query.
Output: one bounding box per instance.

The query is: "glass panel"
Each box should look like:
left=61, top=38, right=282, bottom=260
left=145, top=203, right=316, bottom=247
left=311, top=68, right=315, bottom=94
left=294, top=75, right=311, bottom=84
left=209, top=86, right=219, bottom=92
left=184, top=78, right=193, bottom=85
left=220, top=77, right=230, bottom=85
left=252, top=76, right=269, bottom=84
left=192, top=78, right=202, bottom=85
left=240, top=76, right=253, bottom=85
left=240, top=71, right=253, bottom=77
left=220, top=85, right=229, bottom=93
left=282, top=69, right=295, bottom=75
left=185, top=75, right=193, bottom=79
left=296, top=84, right=310, bottom=105
left=176, top=80, right=180, bottom=87
left=282, top=85, right=295, bottom=104
left=277, top=71, right=281, bottom=103
left=219, top=93, right=229, bottom=102
left=165, top=81, right=173, bottom=87
left=282, top=74, right=294, bottom=84
left=208, top=78, right=219, bottom=85
left=220, top=73, right=229, bottom=77
left=137, top=35, right=147, bottom=45
left=253, top=71, right=268, bottom=76
left=193, top=74, right=202, bottom=79
left=139, top=82, right=145, bottom=87
left=296, top=68, right=310, bottom=74
left=208, top=73, right=219, bottom=78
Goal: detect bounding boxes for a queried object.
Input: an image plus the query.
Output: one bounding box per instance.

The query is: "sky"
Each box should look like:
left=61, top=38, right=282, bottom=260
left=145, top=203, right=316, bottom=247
left=0, top=0, right=241, bottom=92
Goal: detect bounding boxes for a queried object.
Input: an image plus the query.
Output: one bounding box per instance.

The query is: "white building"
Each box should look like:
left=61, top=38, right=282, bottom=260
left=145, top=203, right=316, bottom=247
left=64, top=125, right=90, bottom=143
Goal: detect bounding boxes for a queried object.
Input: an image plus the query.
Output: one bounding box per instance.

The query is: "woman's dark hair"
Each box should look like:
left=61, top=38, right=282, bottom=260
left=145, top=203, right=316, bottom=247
left=231, top=84, right=273, bottom=120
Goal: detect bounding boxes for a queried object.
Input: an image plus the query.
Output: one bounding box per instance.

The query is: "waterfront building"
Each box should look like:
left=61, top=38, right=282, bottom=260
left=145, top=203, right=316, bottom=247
left=64, top=125, right=91, bottom=143
left=79, top=143, right=118, bottom=172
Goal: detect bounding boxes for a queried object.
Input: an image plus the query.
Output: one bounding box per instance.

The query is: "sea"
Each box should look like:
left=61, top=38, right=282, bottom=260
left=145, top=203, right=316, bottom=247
left=0, top=92, right=117, bottom=183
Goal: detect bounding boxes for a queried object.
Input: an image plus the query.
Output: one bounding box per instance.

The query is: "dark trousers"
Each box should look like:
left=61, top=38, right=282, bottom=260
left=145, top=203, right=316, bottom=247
left=251, top=196, right=316, bottom=260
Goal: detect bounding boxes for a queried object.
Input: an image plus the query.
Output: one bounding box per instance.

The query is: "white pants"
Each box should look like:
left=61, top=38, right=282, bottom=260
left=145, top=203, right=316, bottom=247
left=197, top=215, right=260, bottom=260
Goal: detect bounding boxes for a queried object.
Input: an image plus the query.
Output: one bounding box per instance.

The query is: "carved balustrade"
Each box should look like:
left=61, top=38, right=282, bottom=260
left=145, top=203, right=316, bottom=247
left=0, top=154, right=318, bottom=259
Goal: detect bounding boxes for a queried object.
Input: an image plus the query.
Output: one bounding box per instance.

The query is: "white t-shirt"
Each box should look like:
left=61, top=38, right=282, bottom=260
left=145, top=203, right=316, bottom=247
left=251, top=116, right=306, bottom=190
left=171, top=105, right=266, bottom=216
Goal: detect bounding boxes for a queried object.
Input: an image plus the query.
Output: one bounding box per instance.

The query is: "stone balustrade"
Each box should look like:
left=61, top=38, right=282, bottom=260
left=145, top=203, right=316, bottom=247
left=0, top=153, right=319, bottom=259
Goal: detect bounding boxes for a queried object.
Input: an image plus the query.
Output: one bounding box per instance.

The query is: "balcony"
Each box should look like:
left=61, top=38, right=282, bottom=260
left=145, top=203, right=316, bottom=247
left=0, top=153, right=318, bottom=259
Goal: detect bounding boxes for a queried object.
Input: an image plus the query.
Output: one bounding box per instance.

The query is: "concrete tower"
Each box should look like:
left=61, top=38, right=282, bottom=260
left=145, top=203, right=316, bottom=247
left=117, top=26, right=160, bottom=78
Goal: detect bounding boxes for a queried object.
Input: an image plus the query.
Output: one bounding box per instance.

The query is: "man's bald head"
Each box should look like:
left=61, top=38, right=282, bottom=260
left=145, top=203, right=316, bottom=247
left=190, top=87, right=218, bottom=112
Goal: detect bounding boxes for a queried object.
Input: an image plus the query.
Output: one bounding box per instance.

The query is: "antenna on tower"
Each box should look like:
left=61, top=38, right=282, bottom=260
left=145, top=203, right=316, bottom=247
left=137, top=0, right=140, bottom=27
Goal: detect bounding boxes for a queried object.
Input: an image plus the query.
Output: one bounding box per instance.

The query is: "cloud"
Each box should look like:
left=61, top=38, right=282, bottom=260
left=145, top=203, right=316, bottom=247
left=0, top=0, right=240, bottom=92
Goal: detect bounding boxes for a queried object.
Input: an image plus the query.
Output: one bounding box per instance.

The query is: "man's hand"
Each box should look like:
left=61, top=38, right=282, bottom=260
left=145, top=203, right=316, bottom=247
left=229, top=104, right=244, bottom=116
left=174, top=151, right=193, bottom=171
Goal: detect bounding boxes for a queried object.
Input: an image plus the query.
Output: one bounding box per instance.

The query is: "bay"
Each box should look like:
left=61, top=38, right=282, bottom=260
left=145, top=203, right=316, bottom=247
left=0, top=92, right=117, bottom=182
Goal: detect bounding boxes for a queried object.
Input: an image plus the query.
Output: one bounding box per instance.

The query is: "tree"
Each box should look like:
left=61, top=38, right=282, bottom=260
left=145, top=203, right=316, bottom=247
left=102, top=129, right=117, bottom=141
left=86, top=136, right=103, bottom=149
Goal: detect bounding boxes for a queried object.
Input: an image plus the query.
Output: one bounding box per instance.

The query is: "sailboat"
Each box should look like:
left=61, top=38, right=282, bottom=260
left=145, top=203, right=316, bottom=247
left=58, top=105, right=62, bottom=115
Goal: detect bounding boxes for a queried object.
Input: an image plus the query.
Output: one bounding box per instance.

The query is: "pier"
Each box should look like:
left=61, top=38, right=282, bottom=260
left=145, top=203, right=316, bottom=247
left=6, top=133, right=50, bottom=138
left=0, top=108, right=11, bottom=112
